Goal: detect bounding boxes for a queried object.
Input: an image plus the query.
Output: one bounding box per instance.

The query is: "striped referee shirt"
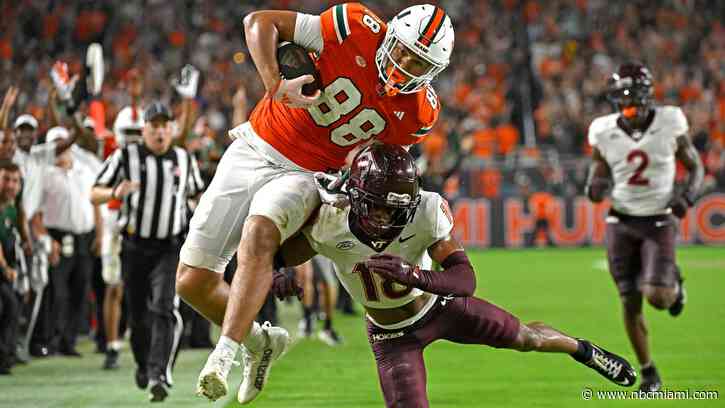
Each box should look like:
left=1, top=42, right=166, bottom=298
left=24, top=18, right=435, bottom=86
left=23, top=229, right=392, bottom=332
left=95, top=143, right=204, bottom=240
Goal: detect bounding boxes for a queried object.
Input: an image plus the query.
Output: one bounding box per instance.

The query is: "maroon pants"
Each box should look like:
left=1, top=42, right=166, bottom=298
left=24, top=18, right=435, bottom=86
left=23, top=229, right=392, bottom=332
left=366, top=296, right=520, bottom=408
left=605, top=210, right=678, bottom=296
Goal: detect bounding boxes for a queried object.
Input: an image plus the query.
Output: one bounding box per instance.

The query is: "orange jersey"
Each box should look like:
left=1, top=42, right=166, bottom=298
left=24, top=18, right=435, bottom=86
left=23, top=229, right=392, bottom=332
left=249, top=2, right=440, bottom=172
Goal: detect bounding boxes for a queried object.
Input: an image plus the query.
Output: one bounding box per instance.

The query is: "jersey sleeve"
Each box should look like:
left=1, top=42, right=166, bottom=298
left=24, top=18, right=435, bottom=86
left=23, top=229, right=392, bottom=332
left=587, top=117, right=605, bottom=147
left=667, top=106, right=689, bottom=136
left=319, top=3, right=383, bottom=54
left=95, top=148, right=125, bottom=188
left=411, top=87, right=440, bottom=139
left=294, top=13, right=323, bottom=53
left=418, top=192, right=453, bottom=243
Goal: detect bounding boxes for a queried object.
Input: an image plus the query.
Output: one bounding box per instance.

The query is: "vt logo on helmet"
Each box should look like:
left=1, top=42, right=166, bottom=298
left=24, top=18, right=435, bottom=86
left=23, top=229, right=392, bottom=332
left=347, top=143, right=421, bottom=251
left=375, top=4, right=454, bottom=96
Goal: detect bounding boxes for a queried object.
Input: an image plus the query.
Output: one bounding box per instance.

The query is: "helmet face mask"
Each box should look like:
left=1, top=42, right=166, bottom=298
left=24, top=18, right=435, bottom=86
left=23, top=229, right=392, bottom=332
left=375, top=4, right=454, bottom=95
left=347, top=144, right=421, bottom=248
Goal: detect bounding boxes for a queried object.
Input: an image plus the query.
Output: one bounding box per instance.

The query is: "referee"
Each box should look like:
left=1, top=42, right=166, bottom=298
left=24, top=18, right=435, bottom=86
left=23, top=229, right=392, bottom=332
left=91, top=101, right=204, bottom=402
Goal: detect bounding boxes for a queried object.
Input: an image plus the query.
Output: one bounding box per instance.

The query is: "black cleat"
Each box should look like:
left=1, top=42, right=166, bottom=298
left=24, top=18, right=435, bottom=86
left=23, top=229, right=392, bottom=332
left=135, top=368, right=149, bottom=390
left=149, top=379, right=169, bottom=402
left=639, top=364, right=662, bottom=392
left=669, top=276, right=686, bottom=317
left=103, top=349, right=120, bottom=370
left=575, top=340, right=637, bottom=387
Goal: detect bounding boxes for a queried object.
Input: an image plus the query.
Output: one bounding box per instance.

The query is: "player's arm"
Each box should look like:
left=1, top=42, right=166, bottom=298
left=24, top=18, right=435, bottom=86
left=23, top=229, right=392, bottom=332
left=70, top=110, right=98, bottom=153
left=243, top=11, right=299, bottom=93
left=585, top=147, right=612, bottom=203
left=276, top=231, right=317, bottom=268
left=670, top=135, right=704, bottom=217
left=243, top=11, right=320, bottom=104
left=0, top=86, right=19, bottom=134
left=365, top=236, right=476, bottom=297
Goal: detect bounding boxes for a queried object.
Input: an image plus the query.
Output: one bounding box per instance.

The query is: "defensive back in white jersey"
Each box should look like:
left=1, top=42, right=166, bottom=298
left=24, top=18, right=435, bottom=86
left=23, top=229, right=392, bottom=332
left=588, top=106, right=688, bottom=216
left=302, top=191, right=454, bottom=309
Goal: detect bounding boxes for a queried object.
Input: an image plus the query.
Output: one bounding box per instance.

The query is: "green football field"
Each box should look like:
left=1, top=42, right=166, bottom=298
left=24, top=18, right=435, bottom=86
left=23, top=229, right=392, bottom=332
left=2, top=246, right=723, bottom=407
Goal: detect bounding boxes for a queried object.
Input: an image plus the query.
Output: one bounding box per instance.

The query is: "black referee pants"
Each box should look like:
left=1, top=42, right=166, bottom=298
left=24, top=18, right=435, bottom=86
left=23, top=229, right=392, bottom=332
left=122, top=238, right=183, bottom=384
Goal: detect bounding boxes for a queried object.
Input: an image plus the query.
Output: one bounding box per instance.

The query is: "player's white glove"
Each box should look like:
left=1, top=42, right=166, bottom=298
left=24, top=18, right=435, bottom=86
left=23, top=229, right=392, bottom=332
left=173, top=64, right=200, bottom=99
left=50, top=61, right=78, bottom=102
left=271, top=75, right=320, bottom=109
left=314, top=170, right=349, bottom=208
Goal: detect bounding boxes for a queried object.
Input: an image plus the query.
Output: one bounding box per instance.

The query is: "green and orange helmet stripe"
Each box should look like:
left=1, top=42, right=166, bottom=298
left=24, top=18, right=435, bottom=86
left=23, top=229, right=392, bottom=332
left=418, top=7, right=446, bottom=47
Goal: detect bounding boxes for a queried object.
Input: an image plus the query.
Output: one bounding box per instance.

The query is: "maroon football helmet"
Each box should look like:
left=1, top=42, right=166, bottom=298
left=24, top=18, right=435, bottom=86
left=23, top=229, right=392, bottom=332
left=607, top=62, right=654, bottom=123
left=347, top=143, right=421, bottom=249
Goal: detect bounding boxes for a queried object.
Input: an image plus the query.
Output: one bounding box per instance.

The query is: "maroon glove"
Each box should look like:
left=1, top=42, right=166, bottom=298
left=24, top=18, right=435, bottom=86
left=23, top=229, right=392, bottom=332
left=365, top=254, right=422, bottom=288
left=365, top=252, right=476, bottom=297
left=586, top=177, right=612, bottom=203
left=668, top=195, right=689, bottom=219
left=270, top=269, right=303, bottom=301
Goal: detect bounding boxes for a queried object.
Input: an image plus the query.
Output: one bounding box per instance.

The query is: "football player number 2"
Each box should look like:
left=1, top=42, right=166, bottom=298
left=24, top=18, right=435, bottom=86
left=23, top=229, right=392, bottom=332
left=627, top=150, right=650, bottom=186
left=307, top=77, right=386, bottom=147
left=352, top=263, right=412, bottom=301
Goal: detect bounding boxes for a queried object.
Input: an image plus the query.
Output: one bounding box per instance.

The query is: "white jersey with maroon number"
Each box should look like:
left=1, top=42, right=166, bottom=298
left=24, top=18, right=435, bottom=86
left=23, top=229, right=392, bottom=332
left=588, top=106, right=687, bottom=216
left=302, top=191, right=454, bottom=309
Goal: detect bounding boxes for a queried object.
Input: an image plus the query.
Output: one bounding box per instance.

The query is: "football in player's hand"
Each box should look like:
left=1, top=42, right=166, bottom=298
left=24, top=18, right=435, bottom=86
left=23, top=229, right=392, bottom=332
left=277, top=42, right=322, bottom=96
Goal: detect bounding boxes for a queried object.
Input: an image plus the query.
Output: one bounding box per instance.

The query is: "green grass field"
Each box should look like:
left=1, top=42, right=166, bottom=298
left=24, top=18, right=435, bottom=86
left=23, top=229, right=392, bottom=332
left=2, top=246, right=723, bottom=407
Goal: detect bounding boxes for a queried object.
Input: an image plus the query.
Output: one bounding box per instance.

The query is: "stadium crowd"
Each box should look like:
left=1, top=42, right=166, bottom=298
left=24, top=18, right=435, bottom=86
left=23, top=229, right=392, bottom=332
left=0, top=0, right=722, bottom=381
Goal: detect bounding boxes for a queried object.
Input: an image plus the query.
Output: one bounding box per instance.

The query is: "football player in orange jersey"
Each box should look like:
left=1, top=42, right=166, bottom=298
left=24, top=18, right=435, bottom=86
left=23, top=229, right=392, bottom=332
left=178, top=3, right=455, bottom=402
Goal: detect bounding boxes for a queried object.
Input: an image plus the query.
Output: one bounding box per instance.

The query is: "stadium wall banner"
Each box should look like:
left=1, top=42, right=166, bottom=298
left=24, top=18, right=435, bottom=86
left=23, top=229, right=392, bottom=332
left=451, top=193, right=725, bottom=248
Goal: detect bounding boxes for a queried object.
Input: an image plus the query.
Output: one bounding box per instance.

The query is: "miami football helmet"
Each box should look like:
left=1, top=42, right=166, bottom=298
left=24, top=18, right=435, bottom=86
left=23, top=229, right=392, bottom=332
left=113, top=105, right=144, bottom=146
left=375, top=4, right=454, bottom=95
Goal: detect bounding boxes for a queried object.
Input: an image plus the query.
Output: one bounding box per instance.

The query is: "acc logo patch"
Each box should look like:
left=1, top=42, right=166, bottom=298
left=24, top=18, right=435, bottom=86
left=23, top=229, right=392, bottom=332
left=336, top=240, right=355, bottom=250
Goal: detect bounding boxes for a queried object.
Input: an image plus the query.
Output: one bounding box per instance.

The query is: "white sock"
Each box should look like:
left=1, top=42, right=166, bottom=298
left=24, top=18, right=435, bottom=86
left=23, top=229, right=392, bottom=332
left=242, top=321, right=266, bottom=353
left=109, top=340, right=123, bottom=351
left=216, top=335, right=240, bottom=357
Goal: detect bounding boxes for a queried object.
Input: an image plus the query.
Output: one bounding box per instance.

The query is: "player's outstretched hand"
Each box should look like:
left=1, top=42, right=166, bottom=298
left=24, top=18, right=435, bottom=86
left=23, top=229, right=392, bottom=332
left=271, top=269, right=303, bottom=301
left=366, top=254, right=421, bottom=288
left=272, top=75, right=321, bottom=108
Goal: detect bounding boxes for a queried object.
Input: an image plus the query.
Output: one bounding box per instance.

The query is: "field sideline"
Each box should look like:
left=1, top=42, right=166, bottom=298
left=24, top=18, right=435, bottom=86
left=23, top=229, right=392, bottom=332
left=1, top=246, right=723, bottom=407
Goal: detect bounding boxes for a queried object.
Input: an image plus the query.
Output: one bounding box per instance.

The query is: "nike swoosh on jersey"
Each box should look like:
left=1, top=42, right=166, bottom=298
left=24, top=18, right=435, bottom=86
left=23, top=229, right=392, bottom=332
left=398, top=234, right=416, bottom=243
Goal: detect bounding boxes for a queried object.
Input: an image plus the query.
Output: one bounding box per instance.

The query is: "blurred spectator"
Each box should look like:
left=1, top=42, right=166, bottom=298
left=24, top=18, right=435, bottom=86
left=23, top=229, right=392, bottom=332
left=39, top=127, right=101, bottom=357
left=0, top=163, right=23, bottom=375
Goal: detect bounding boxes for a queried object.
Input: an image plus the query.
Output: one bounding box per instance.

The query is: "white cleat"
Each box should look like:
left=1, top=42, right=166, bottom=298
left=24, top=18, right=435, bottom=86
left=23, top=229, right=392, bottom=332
left=237, top=322, right=291, bottom=404
left=196, top=347, right=239, bottom=401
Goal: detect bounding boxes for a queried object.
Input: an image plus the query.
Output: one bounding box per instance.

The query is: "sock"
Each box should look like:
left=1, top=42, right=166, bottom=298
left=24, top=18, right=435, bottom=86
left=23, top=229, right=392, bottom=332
left=216, top=335, right=240, bottom=357
left=571, top=340, right=592, bottom=363
left=641, top=361, right=654, bottom=371
left=109, top=340, right=122, bottom=351
left=324, top=318, right=332, bottom=331
left=303, top=307, right=312, bottom=323
left=241, top=321, right=266, bottom=353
